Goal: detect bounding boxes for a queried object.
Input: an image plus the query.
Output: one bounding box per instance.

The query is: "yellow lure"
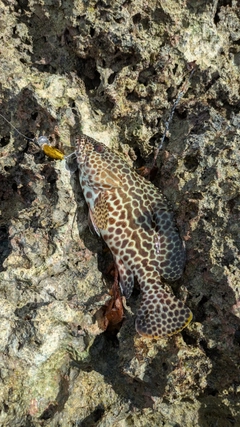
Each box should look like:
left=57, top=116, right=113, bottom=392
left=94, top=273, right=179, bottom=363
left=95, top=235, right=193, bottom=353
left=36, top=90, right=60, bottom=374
left=37, top=136, right=65, bottom=160
left=41, top=144, right=65, bottom=160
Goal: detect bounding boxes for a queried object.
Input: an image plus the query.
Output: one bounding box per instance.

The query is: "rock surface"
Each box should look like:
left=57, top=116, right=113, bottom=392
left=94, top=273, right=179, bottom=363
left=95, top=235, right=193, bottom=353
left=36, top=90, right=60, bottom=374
left=0, top=0, right=240, bottom=425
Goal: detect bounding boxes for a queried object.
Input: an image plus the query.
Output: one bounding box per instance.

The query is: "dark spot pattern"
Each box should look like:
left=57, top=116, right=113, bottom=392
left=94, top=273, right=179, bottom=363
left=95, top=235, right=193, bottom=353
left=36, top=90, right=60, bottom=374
left=75, top=134, right=192, bottom=338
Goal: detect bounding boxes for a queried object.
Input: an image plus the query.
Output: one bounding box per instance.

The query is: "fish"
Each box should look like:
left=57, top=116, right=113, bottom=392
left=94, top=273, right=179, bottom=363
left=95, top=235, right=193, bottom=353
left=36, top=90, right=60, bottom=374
left=75, top=134, right=192, bottom=338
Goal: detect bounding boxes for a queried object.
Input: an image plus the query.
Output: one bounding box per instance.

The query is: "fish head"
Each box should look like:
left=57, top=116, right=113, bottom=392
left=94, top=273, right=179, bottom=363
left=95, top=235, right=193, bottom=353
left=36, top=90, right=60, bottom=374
left=75, top=134, right=122, bottom=189
left=75, top=134, right=108, bottom=167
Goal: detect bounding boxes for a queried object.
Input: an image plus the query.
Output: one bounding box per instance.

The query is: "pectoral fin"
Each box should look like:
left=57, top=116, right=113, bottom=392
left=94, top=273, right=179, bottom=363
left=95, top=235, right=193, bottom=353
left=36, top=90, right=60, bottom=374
left=89, top=167, right=122, bottom=190
left=89, top=192, right=109, bottom=232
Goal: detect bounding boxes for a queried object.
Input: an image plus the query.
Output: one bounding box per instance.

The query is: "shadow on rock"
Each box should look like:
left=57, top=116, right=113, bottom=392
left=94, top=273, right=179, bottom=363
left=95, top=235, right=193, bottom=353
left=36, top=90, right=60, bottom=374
left=78, top=405, right=105, bottom=427
left=71, top=330, right=172, bottom=410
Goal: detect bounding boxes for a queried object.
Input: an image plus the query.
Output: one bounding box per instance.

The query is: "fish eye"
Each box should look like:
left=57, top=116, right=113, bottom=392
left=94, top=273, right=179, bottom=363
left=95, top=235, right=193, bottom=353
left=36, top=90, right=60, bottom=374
left=94, top=144, right=105, bottom=153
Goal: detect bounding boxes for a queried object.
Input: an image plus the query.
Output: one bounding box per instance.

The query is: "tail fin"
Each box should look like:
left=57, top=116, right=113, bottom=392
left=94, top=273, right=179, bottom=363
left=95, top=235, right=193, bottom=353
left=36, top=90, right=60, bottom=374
left=135, top=289, right=192, bottom=338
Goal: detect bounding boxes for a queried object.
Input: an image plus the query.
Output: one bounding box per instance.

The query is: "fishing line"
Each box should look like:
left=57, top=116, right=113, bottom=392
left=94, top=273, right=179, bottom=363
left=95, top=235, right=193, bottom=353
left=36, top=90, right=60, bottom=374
left=0, top=112, right=34, bottom=142
left=0, top=112, right=76, bottom=161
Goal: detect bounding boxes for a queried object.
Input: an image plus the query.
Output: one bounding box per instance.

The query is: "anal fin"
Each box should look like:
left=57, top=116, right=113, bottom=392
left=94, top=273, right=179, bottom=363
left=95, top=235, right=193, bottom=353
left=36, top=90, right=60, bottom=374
left=115, top=257, right=134, bottom=299
left=135, top=288, right=192, bottom=338
left=88, top=209, right=101, bottom=236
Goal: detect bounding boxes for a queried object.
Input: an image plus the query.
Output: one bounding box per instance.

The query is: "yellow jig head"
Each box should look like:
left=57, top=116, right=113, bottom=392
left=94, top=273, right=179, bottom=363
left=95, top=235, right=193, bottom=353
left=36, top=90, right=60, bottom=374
left=36, top=136, right=65, bottom=160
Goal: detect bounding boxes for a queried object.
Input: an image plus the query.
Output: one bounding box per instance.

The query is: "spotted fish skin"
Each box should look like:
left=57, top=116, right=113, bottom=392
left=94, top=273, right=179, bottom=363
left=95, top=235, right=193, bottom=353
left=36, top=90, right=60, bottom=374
left=75, top=134, right=192, bottom=338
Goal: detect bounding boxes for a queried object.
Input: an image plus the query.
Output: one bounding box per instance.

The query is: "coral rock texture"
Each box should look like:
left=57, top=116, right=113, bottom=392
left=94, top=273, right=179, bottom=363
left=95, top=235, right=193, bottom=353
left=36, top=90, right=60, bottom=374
left=0, top=0, right=240, bottom=426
